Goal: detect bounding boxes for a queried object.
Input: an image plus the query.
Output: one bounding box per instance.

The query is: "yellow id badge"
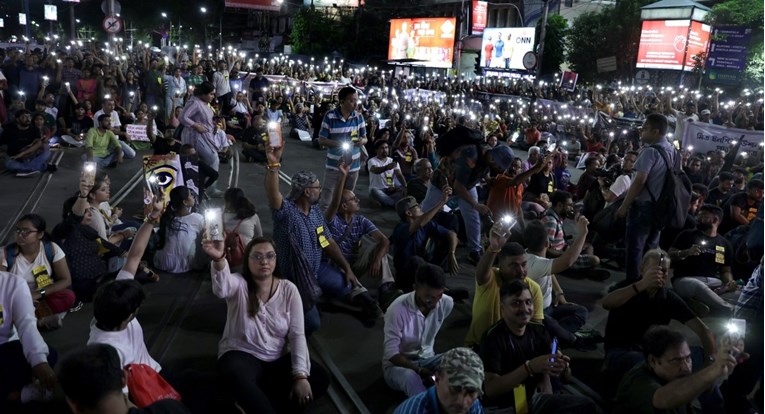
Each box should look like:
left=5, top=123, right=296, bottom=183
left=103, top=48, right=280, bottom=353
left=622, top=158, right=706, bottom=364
left=547, top=182, right=554, bottom=193
left=33, top=265, right=53, bottom=289
left=405, top=152, right=412, bottom=162
left=513, top=384, right=529, bottom=414
left=715, top=253, right=725, bottom=264
left=386, top=175, right=394, bottom=186
left=317, top=227, right=330, bottom=248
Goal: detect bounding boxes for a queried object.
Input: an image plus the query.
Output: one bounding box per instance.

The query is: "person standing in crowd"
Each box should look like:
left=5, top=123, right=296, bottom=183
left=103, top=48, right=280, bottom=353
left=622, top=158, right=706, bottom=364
left=164, top=67, right=187, bottom=122
left=617, top=114, right=677, bottom=281
left=318, top=86, right=367, bottom=210
left=223, top=188, right=263, bottom=249
left=180, top=81, right=223, bottom=197
left=213, top=60, right=233, bottom=107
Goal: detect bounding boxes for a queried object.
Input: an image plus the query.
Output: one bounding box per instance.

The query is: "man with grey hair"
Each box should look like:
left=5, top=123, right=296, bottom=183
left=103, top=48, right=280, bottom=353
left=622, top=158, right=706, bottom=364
left=407, top=158, right=433, bottom=203
left=522, top=146, right=541, bottom=175
left=265, top=144, right=360, bottom=334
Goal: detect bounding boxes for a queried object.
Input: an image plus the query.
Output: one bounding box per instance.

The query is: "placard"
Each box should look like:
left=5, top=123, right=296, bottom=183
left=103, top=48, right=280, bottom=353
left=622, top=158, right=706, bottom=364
left=44, top=5, right=57, bottom=21
left=126, top=124, right=150, bottom=142
left=388, top=18, right=457, bottom=68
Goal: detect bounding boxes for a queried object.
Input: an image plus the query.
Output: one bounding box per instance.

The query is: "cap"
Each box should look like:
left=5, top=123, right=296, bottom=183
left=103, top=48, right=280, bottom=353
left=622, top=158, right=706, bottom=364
left=395, top=196, right=418, bottom=220
left=486, top=144, right=515, bottom=172
left=439, top=347, right=484, bottom=393
left=700, top=109, right=711, bottom=116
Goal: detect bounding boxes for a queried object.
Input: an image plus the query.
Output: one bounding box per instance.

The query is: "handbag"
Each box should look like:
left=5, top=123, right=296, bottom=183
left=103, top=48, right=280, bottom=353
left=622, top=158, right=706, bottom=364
left=124, top=364, right=181, bottom=408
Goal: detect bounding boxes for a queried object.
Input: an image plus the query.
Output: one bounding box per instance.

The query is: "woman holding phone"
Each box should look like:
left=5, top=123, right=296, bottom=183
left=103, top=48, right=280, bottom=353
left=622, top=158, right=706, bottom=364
left=201, top=237, right=328, bottom=413
left=153, top=186, right=205, bottom=274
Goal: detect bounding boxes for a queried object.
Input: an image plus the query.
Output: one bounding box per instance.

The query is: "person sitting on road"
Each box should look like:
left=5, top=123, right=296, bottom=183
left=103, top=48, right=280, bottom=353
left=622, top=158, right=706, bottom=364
left=264, top=143, right=361, bottom=334
left=223, top=188, right=263, bottom=249
left=479, top=280, right=598, bottom=413
left=201, top=237, right=329, bottom=413
left=93, top=98, right=136, bottom=159
left=393, top=347, right=485, bottom=414
left=83, top=114, right=126, bottom=169
left=58, top=343, right=190, bottom=414
left=318, top=161, right=392, bottom=321
left=668, top=204, right=738, bottom=316
left=153, top=186, right=205, bottom=274
left=390, top=193, right=460, bottom=292
left=0, top=109, right=52, bottom=177
left=368, top=140, right=407, bottom=208
left=391, top=128, right=419, bottom=181
left=0, top=214, right=75, bottom=330
left=60, top=103, right=94, bottom=148
left=383, top=263, right=453, bottom=397
left=601, top=249, right=716, bottom=398
left=406, top=158, right=433, bottom=203
left=719, top=178, right=763, bottom=236
left=614, top=326, right=739, bottom=414
left=541, top=190, right=608, bottom=280
left=465, top=238, right=545, bottom=349
left=523, top=152, right=556, bottom=217
left=72, top=173, right=135, bottom=252
left=705, top=171, right=735, bottom=208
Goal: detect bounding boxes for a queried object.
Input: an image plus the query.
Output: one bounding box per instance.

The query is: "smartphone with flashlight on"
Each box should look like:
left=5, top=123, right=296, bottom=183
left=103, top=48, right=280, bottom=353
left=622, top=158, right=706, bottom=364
left=267, top=121, right=283, bottom=148
left=550, top=337, right=559, bottom=363
left=341, top=141, right=353, bottom=165
left=145, top=173, right=160, bottom=197
left=204, top=208, right=224, bottom=241
left=722, top=318, right=746, bottom=358
left=82, top=161, right=97, bottom=186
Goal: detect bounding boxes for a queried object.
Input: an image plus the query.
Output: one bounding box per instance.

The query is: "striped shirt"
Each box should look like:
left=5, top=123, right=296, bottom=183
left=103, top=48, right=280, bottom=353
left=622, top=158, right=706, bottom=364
left=319, top=107, right=366, bottom=172
left=541, top=209, right=566, bottom=251
left=394, top=386, right=484, bottom=414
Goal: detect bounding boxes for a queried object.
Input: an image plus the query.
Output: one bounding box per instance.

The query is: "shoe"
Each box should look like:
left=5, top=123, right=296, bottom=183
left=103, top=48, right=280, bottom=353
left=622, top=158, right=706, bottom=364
left=686, top=298, right=710, bottom=318
left=46, top=164, right=58, bottom=172
left=444, top=287, right=469, bottom=303
left=69, top=301, right=84, bottom=313
left=467, top=251, right=482, bottom=266
left=573, top=329, right=604, bottom=350
left=587, top=269, right=611, bottom=281
left=16, top=170, right=40, bottom=177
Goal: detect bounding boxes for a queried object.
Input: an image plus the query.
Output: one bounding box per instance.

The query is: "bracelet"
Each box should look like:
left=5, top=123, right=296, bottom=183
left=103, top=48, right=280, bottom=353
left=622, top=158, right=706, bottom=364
left=524, top=360, right=534, bottom=376
left=631, top=283, right=640, bottom=294
left=144, top=214, right=160, bottom=224
left=267, top=162, right=281, bottom=169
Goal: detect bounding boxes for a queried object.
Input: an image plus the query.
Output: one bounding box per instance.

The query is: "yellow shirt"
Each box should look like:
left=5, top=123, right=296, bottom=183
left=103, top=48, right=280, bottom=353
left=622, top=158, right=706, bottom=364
left=465, top=267, right=544, bottom=348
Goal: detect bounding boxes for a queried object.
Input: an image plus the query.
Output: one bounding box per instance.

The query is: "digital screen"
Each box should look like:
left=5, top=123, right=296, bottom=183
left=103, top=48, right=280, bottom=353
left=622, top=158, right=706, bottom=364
left=388, top=18, right=457, bottom=68
left=472, top=1, right=488, bottom=35
left=303, top=0, right=359, bottom=6
left=224, top=0, right=281, bottom=11
left=636, top=20, right=711, bottom=71
left=479, top=27, right=536, bottom=70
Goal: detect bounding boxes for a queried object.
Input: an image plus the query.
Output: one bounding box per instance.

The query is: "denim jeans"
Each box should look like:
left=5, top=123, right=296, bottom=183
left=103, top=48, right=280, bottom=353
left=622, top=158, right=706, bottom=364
left=423, top=184, right=481, bottom=253
left=672, top=276, right=734, bottom=315
left=316, top=262, right=353, bottom=298
left=369, top=187, right=405, bottom=208
left=625, top=200, right=662, bottom=281
left=5, top=146, right=51, bottom=173
left=383, top=354, right=443, bottom=397
left=304, top=305, right=320, bottom=336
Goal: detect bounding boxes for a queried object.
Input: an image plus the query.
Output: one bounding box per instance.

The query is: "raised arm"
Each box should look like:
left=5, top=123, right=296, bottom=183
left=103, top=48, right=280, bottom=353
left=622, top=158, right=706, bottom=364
left=122, top=196, right=163, bottom=276
left=264, top=142, right=285, bottom=210
left=324, top=160, right=349, bottom=221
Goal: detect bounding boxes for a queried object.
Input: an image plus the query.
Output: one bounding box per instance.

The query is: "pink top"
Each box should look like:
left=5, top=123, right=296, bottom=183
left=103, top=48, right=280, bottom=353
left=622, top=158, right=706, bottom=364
left=211, top=262, right=310, bottom=377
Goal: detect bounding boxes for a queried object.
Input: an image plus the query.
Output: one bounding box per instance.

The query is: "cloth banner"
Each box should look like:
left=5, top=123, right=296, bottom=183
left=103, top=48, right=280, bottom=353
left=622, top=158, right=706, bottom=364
left=681, top=122, right=763, bottom=156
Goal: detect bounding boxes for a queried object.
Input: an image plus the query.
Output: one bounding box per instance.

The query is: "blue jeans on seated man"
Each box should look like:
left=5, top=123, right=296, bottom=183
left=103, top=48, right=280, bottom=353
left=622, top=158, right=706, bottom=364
left=370, top=187, right=405, bottom=208
left=543, top=303, right=587, bottom=346
left=81, top=142, right=135, bottom=169
left=5, top=146, right=52, bottom=173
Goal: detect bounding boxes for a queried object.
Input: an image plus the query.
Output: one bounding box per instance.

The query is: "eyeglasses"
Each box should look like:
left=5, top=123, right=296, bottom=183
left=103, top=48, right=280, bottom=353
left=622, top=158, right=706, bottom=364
left=15, top=228, right=39, bottom=237
left=250, top=252, right=277, bottom=262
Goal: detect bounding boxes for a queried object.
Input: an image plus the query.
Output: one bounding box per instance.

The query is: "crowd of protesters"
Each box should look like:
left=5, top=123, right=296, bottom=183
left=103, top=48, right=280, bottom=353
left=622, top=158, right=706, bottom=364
left=0, top=39, right=762, bottom=414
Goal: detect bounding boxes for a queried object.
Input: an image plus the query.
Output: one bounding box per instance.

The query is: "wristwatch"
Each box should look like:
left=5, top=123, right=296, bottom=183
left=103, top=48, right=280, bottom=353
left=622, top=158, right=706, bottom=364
left=38, top=289, right=46, bottom=298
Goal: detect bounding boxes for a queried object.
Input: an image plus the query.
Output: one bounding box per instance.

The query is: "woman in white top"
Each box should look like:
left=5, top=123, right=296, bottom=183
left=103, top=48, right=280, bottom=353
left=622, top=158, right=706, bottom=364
left=223, top=188, right=263, bottom=249
left=154, top=186, right=205, bottom=274
left=202, top=237, right=328, bottom=414
left=0, top=214, right=75, bottom=329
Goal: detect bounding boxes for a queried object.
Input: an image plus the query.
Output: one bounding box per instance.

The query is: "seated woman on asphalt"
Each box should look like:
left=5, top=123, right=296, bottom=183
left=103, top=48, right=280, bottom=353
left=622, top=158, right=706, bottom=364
left=153, top=186, right=205, bottom=274
left=223, top=187, right=263, bottom=248
left=202, top=237, right=329, bottom=413
left=71, top=173, right=135, bottom=251
left=0, top=214, right=76, bottom=330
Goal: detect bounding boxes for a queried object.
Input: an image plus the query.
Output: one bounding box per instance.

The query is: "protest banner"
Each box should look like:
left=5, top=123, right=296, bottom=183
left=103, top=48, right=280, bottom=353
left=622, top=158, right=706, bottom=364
left=681, top=122, right=763, bottom=156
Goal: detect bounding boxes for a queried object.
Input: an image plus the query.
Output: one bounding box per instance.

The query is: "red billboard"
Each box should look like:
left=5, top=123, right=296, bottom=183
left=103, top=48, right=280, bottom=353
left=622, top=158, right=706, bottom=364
left=636, top=20, right=711, bottom=71
left=388, top=18, right=457, bottom=68
left=225, top=0, right=280, bottom=11
left=472, top=1, right=488, bottom=35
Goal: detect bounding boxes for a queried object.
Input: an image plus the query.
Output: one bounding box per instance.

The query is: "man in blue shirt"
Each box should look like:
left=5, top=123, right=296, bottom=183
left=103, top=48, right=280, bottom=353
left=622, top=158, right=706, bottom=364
left=318, top=86, right=367, bottom=210
left=394, top=347, right=485, bottom=414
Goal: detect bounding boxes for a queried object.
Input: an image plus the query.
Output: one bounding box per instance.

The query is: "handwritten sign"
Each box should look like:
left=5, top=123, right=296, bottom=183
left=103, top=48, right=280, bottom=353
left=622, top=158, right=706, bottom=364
left=126, top=124, right=149, bottom=142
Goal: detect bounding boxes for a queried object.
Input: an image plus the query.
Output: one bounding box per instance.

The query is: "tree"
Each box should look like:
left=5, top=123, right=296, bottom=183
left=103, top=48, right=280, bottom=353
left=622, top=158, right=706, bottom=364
left=566, top=11, right=612, bottom=80
left=709, top=0, right=764, bottom=87
left=536, top=14, right=568, bottom=76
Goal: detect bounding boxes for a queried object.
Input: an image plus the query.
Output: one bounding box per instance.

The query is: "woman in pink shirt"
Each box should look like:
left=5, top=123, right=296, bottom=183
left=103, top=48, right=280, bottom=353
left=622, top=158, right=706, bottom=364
left=202, top=237, right=328, bottom=413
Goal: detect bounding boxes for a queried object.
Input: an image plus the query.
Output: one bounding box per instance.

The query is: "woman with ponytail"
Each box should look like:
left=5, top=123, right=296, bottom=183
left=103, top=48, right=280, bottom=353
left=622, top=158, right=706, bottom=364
left=153, top=186, right=205, bottom=273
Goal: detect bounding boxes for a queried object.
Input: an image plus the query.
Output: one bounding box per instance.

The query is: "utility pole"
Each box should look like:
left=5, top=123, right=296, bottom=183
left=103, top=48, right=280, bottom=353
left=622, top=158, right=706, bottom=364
left=23, top=0, right=31, bottom=39
left=535, top=0, right=550, bottom=79
left=69, top=4, right=76, bottom=40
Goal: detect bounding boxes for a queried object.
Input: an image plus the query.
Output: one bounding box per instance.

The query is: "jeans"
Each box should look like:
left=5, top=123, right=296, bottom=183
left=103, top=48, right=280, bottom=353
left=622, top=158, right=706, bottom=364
left=319, top=168, right=359, bottom=211
left=304, top=305, right=320, bottom=336
left=81, top=142, right=135, bottom=169
left=317, top=262, right=353, bottom=298
left=625, top=200, right=662, bottom=281
left=218, top=351, right=328, bottom=414
left=543, top=304, right=588, bottom=345
left=423, top=184, right=481, bottom=253
left=5, top=146, right=52, bottom=173
left=369, top=187, right=405, bottom=208
left=672, top=276, right=734, bottom=315
left=383, top=354, right=442, bottom=397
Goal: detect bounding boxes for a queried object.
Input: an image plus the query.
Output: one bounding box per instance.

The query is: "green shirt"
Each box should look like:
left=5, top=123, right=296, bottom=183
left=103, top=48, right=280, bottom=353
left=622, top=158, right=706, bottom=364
left=85, top=128, right=120, bottom=158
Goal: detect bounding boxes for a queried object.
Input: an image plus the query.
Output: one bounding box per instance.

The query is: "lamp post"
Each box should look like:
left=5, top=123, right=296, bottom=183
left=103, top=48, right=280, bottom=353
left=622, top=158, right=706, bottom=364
left=200, top=7, right=208, bottom=47
left=535, top=0, right=550, bottom=79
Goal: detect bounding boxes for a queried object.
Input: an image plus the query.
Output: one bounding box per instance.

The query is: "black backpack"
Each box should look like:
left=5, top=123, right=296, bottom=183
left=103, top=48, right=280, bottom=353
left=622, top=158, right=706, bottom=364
left=435, top=125, right=484, bottom=157
left=647, top=144, right=692, bottom=229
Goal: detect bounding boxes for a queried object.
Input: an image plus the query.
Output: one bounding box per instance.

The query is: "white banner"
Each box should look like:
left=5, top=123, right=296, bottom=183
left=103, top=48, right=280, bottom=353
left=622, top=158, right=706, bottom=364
left=681, top=122, right=763, bottom=156
left=126, top=124, right=150, bottom=142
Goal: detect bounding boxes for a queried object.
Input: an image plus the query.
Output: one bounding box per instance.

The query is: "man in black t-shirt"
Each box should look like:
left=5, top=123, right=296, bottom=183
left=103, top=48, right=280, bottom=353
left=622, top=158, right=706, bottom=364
left=705, top=171, right=735, bottom=207
left=601, top=249, right=716, bottom=397
left=0, top=109, right=51, bottom=176
left=669, top=204, right=736, bottom=316
left=60, top=103, right=94, bottom=147
left=479, top=280, right=596, bottom=413
left=719, top=179, right=763, bottom=235
left=58, top=344, right=189, bottom=414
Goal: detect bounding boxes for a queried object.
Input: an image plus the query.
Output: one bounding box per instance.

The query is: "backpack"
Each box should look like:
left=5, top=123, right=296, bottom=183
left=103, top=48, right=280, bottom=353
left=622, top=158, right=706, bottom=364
left=435, top=125, right=484, bottom=157
left=646, top=144, right=692, bottom=230
left=223, top=219, right=246, bottom=267
left=5, top=241, right=55, bottom=271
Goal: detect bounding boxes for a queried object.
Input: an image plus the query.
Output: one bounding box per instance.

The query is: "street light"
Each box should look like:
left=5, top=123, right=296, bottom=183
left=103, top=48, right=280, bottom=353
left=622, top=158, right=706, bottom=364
left=161, top=12, right=167, bottom=18
left=200, top=7, right=207, bottom=13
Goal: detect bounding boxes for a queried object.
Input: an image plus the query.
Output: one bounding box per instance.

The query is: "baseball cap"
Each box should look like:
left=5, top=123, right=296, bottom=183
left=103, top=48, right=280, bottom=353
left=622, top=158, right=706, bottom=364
left=395, top=196, right=419, bottom=221
left=439, top=347, right=484, bottom=393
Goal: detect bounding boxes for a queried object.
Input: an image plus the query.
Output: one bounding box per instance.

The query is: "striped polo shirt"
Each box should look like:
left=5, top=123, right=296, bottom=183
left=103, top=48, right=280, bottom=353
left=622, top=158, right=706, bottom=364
left=319, top=107, right=366, bottom=172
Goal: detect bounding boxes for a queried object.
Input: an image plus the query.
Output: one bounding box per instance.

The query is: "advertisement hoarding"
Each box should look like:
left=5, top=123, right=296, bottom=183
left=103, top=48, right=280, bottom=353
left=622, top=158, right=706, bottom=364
left=636, top=20, right=710, bottom=71
left=224, top=0, right=281, bottom=11
left=479, top=27, right=536, bottom=71
left=304, top=0, right=359, bottom=6
left=471, top=1, right=488, bottom=35
left=388, top=18, right=457, bottom=68
left=707, top=26, right=750, bottom=71
left=44, top=5, right=58, bottom=21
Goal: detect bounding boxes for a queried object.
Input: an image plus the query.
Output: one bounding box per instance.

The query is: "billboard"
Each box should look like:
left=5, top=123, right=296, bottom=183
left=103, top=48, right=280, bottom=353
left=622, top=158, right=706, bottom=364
left=224, top=0, right=281, bottom=11
left=304, top=0, right=359, bottom=5
left=388, top=18, right=457, bottom=68
left=636, top=20, right=711, bottom=71
left=479, top=27, right=536, bottom=71
left=44, top=5, right=57, bottom=21
left=471, top=1, right=487, bottom=35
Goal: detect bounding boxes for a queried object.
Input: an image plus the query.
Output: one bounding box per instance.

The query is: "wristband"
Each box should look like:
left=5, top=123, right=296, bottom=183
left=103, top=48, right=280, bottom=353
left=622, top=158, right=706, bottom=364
left=267, top=162, right=281, bottom=169
left=631, top=283, right=640, bottom=294
left=144, top=214, right=161, bottom=224
left=524, top=360, right=534, bottom=376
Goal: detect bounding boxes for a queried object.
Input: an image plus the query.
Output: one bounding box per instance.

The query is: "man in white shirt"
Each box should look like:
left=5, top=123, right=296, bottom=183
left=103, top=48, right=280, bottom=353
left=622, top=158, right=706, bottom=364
left=368, top=140, right=407, bottom=208
left=602, top=151, right=637, bottom=205
left=383, top=263, right=454, bottom=397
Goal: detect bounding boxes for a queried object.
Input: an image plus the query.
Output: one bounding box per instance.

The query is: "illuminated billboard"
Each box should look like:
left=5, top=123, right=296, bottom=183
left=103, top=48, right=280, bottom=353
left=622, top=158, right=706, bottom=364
left=388, top=18, right=457, bottom=68
left=304, top=0, right=359, bottom=6
left=472, top=1, right=487, bottom=35
left=636, top=20, right=711, bottom=71
left=479, top=27, right=536, bottom=71
left=224, top=0, right=281, bottom=11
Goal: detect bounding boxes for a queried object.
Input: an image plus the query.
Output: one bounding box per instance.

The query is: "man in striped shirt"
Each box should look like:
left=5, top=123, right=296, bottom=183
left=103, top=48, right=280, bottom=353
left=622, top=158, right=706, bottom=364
left=318, top=86, right=367, bottom=210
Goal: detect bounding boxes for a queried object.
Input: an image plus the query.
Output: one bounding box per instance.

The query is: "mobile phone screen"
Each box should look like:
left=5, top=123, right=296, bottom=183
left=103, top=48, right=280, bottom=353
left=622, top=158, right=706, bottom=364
left=550, top=337, right=558, bottom=363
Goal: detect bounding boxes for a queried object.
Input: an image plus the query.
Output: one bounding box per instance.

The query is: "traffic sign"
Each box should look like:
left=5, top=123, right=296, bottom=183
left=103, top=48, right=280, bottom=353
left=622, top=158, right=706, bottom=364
left=103, top=16, right=122, bottom=33
left=635, top=69, right=650, bottom=84
left=522, top=52, right=537, bottom=70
